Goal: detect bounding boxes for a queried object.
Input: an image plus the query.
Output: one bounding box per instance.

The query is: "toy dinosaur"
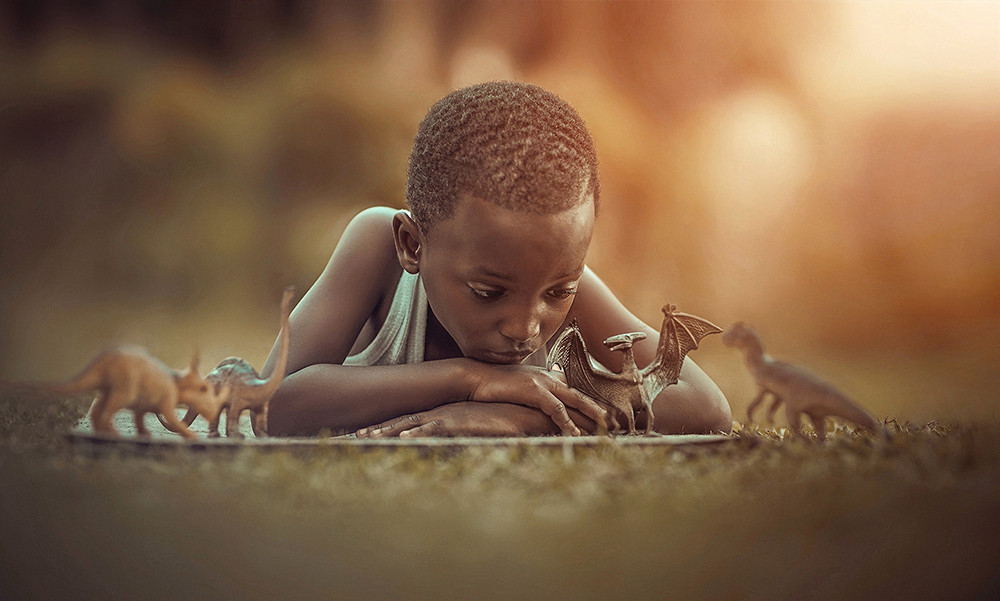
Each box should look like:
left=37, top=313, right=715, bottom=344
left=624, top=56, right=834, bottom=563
left=162, top=286, right=295, bottom=438
left=722, top=321, right=881, bottom=440
left=22, top=347, right=230, bottom=439
left=546, top=304, right=722, bottom=436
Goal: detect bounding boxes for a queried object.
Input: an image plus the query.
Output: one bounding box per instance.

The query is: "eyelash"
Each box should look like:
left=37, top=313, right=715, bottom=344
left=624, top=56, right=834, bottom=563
left=548, top=288, right=577, bottom=301
left=469, top=288, right=577, bottom=301
left=471, top=288, right=503, bottom=300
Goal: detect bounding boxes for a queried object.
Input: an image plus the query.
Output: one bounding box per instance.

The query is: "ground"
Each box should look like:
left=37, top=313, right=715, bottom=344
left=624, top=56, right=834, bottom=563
left=1, top=393, right=998, bottom=601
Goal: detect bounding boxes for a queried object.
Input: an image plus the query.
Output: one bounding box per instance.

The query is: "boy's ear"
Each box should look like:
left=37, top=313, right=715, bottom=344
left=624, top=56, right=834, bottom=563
left=392, top=211, right=422, bottom=274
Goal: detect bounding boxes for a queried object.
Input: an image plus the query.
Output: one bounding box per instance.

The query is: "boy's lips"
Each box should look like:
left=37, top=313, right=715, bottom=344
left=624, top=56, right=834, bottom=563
left=480, top=349, right=534, bottom=364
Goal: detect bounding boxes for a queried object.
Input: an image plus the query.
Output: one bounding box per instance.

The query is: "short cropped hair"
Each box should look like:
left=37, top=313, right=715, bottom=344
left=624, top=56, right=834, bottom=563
left=406, top=81, right=600, bottom=233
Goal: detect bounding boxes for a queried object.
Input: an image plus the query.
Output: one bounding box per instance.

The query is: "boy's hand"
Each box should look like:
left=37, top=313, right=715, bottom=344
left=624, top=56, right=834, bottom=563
left=357, top=402, right=535, bottom=438
left=467, top=363, right=613, bottom=436
left=356, top=401, right=609, bottom=438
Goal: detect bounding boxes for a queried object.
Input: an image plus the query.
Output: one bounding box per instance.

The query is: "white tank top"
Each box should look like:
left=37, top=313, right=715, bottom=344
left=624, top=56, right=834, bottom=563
left=342, top=269, right=548, bottom=367
left=343, top=270, right=427, bottom=366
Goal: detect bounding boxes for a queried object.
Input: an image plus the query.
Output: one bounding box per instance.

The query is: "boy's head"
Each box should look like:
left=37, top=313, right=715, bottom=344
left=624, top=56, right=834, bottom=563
left=395, top=82, right=600, bottom=363
left=406, top=81, right=600, bottom=234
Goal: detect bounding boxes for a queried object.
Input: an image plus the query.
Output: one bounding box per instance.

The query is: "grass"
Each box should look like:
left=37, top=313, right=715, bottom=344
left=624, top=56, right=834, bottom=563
left=1, top=395, right=999, bottom=601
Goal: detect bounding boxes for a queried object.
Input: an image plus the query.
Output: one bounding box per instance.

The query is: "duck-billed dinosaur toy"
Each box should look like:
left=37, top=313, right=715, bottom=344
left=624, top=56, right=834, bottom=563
left=723, top=322, right=882, bottom=439
left=160, top=286, right=295, bottom=438
left=546, top=304, right=722, bottom=436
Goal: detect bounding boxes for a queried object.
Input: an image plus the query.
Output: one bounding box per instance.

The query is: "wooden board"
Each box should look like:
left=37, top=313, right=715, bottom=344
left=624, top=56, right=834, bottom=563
left=67, top=411, right=734, bottom=452
left=66, top=429, right=734, bottom=451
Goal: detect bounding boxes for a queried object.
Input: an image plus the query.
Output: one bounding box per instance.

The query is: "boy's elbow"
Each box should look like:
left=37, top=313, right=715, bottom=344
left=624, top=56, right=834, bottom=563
left=265, top=379, right=323, bottom=437
left=266, top=373, right=363, bottom=437
left=651, top=381, right=733, bottom=435
left=697, top=385, right=733, bottom=434
left=266, top=388, right=299, bottom=437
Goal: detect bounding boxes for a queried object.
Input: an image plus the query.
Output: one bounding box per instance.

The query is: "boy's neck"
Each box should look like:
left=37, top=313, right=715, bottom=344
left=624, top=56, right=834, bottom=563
left=424, top=306, right=464, bottom=361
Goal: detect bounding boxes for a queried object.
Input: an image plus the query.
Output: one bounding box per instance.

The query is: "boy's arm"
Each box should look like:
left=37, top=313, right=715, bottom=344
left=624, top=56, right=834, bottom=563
left=268, top=359, right=602, bottom=436
left=259, top=208, right=609, bottom=436
left=356, top=401, right=597, bottom=438
left=358, top=267, right=732, bottom=438
left=565, top=267, right=733, bottom=434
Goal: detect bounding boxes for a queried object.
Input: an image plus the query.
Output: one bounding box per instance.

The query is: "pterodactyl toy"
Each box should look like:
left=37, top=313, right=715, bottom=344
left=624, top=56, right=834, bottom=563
left=546, top=304, right=722, bottom=435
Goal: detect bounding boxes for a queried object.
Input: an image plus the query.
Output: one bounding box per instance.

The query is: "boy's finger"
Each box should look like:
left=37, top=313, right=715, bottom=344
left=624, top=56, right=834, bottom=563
left=533, top=394, right=580, bottom=436
left=513, top=387, right=578, bottom=435
left=356, top=416, right=401, bottom=437
left=362, top=413, right=426, bottom=438
left=604, top=408, right=620, bottom=432
left=399, top=419, right=447, bottom=438
left=556, top=387, right=612, bottom=432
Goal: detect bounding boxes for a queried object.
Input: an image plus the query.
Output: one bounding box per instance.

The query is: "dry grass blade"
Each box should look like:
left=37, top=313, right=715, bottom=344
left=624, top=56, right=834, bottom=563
left=1, top=392, right=999, bottom=601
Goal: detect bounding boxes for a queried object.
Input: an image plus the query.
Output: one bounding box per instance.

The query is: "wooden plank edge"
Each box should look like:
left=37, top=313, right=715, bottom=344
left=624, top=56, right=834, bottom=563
left=65, top=429, right=736, bottom=451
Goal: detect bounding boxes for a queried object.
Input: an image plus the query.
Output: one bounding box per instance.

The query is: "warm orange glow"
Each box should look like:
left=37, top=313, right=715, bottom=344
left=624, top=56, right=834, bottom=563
left=798, top=1, right=1000, bottom=111
left=1, top=1, right=998, bottom=420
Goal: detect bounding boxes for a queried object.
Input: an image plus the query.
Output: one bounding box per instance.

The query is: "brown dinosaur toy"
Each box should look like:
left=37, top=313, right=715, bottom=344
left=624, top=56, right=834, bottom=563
left=22, top=347, right=230, bottom=439
left=546, top=304, right=723, bottom=436
left=722, top=321, right=882, bottom=440
left=164, top=286, right=295, bottom=438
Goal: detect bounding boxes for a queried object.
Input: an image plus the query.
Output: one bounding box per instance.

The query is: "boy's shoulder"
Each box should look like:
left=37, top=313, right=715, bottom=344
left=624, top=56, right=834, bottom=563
left=282, top=206, right=402, bottom=368
left=344, top=205, right=398, bottom=239
left=335, top=206, right=402, bottom=290
left=308, top=205, right=403, bottom=327
left=341, top=205, right=399, bottom=256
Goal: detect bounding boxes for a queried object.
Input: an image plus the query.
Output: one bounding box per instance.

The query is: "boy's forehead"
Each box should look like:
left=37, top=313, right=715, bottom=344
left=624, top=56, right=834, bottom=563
left=459, top=182, right=592, bottom=217
left=438, top=192, right=595, bottom=232
left=425, top=192, right=594, bottom=267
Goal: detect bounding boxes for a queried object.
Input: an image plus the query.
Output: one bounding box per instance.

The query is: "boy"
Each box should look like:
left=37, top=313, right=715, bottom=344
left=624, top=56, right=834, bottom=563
left=261, top=81, right=731, bottom=438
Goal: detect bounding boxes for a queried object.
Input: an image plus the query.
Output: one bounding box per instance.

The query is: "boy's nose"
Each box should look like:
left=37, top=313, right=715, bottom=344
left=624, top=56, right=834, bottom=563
left=500, top=309, right=541, bottom=344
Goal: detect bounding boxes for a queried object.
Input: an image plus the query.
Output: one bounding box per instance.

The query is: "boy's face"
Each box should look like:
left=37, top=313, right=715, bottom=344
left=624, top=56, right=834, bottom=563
left=413, top=192, right=595, bottom=364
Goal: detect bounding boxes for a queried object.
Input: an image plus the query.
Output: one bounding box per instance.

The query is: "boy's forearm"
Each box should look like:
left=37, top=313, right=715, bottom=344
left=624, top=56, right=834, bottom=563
left=268, top=359, right=481, bottom=436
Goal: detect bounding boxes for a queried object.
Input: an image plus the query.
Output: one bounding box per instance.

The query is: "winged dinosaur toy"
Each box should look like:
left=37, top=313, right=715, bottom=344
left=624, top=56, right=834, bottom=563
left=546, top=304, right=722, bottom=435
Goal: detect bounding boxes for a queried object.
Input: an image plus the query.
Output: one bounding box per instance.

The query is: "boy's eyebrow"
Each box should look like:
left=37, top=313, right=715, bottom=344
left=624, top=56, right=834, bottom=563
left=469, top=266, right=584, bottom=282
left=469, top=267, right=515, bottom=281
left=552, top=267, right=585, bottom=281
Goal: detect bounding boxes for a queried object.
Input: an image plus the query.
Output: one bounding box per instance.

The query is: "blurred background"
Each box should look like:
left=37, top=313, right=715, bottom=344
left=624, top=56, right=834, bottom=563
left=1, top=0, right=998, bottom=423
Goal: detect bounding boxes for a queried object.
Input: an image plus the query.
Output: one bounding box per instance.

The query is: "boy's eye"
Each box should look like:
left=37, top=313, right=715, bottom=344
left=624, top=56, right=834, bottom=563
left=470, top=286, right=504, bottom=300
left=548, top=288, right=578, bottom=301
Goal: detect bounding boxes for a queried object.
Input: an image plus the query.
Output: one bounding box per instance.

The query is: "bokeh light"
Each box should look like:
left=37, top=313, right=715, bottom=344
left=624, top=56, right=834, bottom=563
left=1, top=1, right=998, bottom=422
